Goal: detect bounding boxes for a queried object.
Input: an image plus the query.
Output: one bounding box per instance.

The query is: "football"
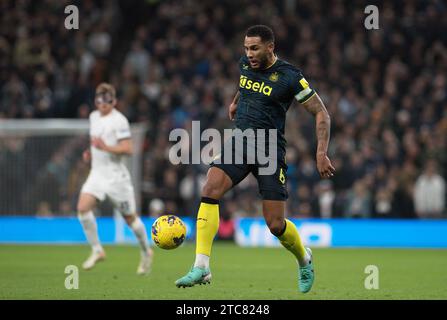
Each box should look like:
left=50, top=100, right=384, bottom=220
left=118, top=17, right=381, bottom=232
left=151, top=215, right=187, bottom=250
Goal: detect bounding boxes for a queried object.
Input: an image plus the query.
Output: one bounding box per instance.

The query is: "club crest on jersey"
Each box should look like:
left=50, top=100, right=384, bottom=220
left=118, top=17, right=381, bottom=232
left=269, top=72, right=279, bottom=82
left=239, top=75, right=272, bottom=96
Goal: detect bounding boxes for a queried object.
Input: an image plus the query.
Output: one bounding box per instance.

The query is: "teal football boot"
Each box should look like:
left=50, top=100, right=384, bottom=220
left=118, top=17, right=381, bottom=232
left=175, top=266, right=212, bottom=288
left=299, top=248, right=315, bottom=293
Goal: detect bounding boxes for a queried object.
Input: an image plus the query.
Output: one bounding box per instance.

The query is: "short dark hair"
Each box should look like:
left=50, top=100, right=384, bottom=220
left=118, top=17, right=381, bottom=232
left=245, top=25, right=275, bottom=43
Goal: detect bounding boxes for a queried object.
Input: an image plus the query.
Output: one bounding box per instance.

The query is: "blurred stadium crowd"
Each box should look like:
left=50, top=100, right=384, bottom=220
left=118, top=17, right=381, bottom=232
left=0, top=0, right=446, bottom=219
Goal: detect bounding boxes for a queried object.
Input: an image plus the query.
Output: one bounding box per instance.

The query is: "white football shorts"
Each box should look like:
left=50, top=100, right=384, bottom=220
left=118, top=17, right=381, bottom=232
left=81, top=172, right=136, bottom=216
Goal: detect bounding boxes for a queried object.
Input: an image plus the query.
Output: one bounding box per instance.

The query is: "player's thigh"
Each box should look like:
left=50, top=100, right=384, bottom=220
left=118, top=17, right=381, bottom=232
left=254, top=158, right=288, bottom=201
left=77, top=193, right=98, bottom=213
left=206, top=134, right=252, bottom=197
left=208, top=140, right=251, bottom=198
left=262, top=200, right=286, bottom=236
left=107, top=181, right=137, bottom=217
left=202, top=166, right=240, bottom=199
left=255, top=158, right=288, bottom=235
left=79, top=174, right=106, bottom=212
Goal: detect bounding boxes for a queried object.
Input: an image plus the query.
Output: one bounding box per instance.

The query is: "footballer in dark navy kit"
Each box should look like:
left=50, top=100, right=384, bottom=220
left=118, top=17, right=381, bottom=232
left=176, top=25, right=335, bottom=294
left=211, top=53, right=319, bottom=202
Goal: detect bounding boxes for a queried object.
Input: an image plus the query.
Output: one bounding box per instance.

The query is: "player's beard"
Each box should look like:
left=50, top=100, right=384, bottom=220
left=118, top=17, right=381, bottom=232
left=258, top=54, right=270, bottom=70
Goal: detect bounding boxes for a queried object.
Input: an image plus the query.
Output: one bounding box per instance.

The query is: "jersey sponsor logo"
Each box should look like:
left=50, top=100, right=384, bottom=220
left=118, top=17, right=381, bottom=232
left=239, top=75, right=273, bottom=96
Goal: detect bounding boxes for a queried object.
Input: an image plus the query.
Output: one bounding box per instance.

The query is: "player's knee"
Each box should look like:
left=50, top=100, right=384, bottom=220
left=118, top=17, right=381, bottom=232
left=123, top=215, right=136, bottom=225
left=77, top=194, right=96, bottom=213
left=77, top=202, right=90, bottom=214
left=201, top=181, right=224, bottom=200
left=266, top=219, right=285, bottom=237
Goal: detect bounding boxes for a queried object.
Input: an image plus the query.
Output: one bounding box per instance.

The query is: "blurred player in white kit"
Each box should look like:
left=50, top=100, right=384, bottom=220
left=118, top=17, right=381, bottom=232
left=77, top=82, right=153, bottom=275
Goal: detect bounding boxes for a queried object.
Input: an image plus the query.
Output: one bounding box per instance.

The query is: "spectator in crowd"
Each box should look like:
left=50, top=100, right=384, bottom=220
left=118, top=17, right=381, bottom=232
left=148, top=198, right=165, bottom=217
left=345, top=180, right=372, bottom=218
left=36, top=201, right=53, bottom=217
left=124, top=41, right=151, bottom=84
left=315, top=180, right=336, bottom=219
left=414, top=160, right=446, bottom=218
left=374, top=187, right=393, bottom=218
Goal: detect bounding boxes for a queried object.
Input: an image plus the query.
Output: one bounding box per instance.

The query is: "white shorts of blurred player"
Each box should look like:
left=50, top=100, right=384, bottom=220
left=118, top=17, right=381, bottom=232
left=81, top=172, right=136, bottom=216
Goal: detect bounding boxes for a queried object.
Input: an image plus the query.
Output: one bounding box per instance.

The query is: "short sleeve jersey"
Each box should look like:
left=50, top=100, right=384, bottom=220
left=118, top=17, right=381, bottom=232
left=89, top=109, right=131, bottom=175
left=235, top=55, right=316, bottom=154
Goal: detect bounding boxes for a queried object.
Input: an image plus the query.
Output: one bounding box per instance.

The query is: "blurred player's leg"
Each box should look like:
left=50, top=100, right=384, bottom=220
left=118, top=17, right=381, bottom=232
left=77, top=193, right=105, bottom=270
left=263, top=200, right=314, bottom=293
left=122, top=214, right=153, bottom=275
left=175, top=167, right=233, bottom=287
left=111, top=182, right=153, bottom=275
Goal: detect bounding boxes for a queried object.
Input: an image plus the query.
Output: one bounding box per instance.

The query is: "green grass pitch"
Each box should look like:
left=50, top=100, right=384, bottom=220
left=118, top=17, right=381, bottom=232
left=1, top=243, right=447, bottom=300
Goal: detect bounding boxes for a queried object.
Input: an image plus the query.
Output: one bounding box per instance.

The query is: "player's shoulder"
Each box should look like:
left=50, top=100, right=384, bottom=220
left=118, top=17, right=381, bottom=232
left=89, top=110, right=100, bottom=120
left=275, top=58, right=304, bottom=78
left=111, top=108, right=127, bottom=119
left=111, top=109, right=130, bottom=125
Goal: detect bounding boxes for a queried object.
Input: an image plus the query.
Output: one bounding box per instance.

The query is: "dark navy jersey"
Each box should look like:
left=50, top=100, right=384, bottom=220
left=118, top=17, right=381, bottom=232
left=235, top=55, right=316, bottom=154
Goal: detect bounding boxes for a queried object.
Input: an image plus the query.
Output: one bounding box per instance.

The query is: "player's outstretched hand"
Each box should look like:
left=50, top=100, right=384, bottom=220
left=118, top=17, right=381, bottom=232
left=82, top=149, right=91, bottom=163
left=316, top=152, right=335, bottom=179
left=229, top=102, right=237, bottom=121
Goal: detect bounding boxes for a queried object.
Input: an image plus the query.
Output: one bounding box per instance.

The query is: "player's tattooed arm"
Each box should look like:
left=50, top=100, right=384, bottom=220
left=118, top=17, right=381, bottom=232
left=302, top=93, right=336, bottom=179
left=229, top=91, right=240, bottom=120
left=302, top=93, right=330, bottom=154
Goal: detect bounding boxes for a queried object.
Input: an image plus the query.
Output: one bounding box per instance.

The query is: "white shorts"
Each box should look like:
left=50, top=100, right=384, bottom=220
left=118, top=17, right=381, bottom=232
left=81, top=172, right=136, bottom=216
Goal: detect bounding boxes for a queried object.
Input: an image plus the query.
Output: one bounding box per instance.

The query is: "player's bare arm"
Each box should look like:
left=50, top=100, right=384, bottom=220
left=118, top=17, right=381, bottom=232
left=91, top=137, right=133, bottom=155
left=228, top=91, right=240, bottom=120
left=302, top=93, right=335, bottom=179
